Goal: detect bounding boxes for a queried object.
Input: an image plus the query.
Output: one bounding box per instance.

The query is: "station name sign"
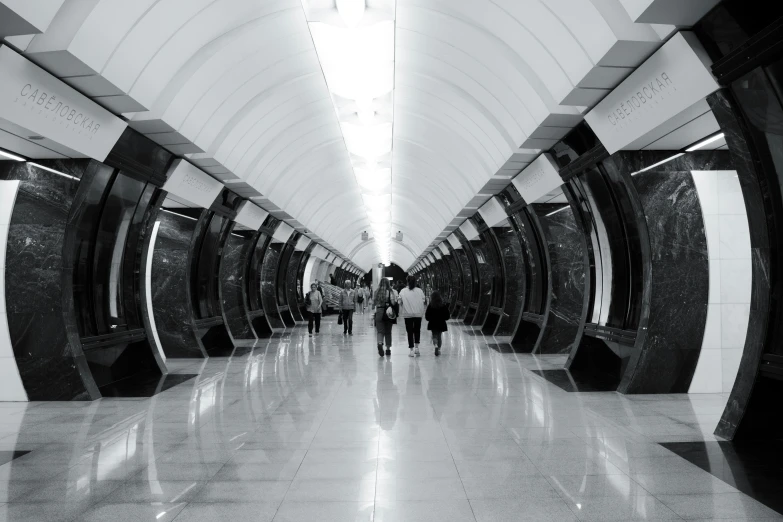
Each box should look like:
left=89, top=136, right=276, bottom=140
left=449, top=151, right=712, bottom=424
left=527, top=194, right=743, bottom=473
left=0, top=45, right=126, bottom=161
left=162, top=159, right=223, bottom=209
left=585, top=32, right=719, bottom=154
left=511, top=153, right=561, bottom=204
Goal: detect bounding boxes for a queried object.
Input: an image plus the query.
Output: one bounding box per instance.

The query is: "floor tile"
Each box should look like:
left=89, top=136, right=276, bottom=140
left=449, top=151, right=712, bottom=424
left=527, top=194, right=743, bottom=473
left=170, top=501, right=279, bottom=521
left=374, top=500, right=476, bottom=522
left=469, top=498, right=578, bottom=522
left=272, top=500, right=375, bottom=521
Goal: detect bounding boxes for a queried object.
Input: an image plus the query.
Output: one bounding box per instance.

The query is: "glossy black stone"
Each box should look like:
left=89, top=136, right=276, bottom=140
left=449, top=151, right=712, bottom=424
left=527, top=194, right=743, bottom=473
left=1, top=160, right=99, bottom=401
left=532, top=202, right=586, bottom=355
left=661, top=441, right=783, bottom=516
left=99, top=372, right=197, bottom=398
left=220, top=231, right=256, bottom=341
left=260, top=239, right=285, bottom=330
left=151, top=211, right=206, bottom=358
left=493, top=223, right=526, bottom=337
left=620, top=163, right=710, bottom=393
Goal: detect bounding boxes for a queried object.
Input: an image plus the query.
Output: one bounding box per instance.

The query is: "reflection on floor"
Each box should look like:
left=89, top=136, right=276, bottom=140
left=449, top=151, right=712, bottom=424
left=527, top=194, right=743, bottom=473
left=661, top=441, right=783, bottom=516
left=531, top=369, right=621, bottom=392
left=99, top=372, right=198, bottom=398
left=0, top=315, right=776, bottom=521
left=0, top=451, right=29, bottom=466
left=486, top=343, right=518, bottom=353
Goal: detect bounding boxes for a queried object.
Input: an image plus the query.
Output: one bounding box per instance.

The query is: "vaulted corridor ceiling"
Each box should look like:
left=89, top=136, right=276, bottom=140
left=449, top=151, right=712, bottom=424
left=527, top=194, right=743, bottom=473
left=2, top=0, right=690, bottom=269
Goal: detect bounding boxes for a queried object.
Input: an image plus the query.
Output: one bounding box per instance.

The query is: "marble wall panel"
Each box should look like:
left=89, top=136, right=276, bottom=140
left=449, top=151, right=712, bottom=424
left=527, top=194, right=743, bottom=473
left=287, top=251, right=304, bottom=322
left=220, top=232, right=256, bottom=341
left=532, top=203, right=586, bottom=355
left=1, top=160, right=99, bottom=400
left=150, top=212, right=205, bottom=358
left=453, top=247, right=473, bottom=320
left=467, top=237, right=494, bottom=326
left=625, top=168, right=709, bottom=393
left=260, top=242, right=285, bottom=329
left=494, top=225, right=526, bottom=337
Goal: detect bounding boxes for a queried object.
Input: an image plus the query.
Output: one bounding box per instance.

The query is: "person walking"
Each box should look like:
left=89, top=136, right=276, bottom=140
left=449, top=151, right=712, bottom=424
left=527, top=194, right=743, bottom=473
left=306, top=283, right=323, bottom=336
left=357, top=283, right=368, bottom=315
left=425, top=290, right=450, bottom=356
left=399, top=275, right=426, bottom=357
left=338, top=280, right=359, bottom=335
left=374, top=278, right=398, bottom=357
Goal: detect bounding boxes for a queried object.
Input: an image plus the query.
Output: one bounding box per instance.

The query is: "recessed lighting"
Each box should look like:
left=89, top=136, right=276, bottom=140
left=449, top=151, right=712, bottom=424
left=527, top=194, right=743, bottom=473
left=28, top=162, right=80, bottom=181
left=545, top=205, right=570, bottom=217
left=630, top=153, right=685, bottom=176
left=686, top=132, right=725, bottom=152
left=0, top=149, right=25, bottom=161
left=27, top=135, right=45, bottom=141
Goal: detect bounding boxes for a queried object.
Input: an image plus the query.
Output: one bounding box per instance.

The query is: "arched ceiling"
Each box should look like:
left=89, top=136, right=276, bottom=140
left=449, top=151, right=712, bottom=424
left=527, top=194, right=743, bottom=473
left=4, top=0, right=683, bottom=269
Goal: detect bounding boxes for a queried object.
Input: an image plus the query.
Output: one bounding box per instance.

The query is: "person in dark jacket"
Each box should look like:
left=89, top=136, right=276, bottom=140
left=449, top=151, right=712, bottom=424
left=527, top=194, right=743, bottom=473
left=425, top=290, right=449, bottom=356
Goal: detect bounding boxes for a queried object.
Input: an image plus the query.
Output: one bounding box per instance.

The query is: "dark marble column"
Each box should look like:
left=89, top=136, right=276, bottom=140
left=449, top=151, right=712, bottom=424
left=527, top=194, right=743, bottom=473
left=150, top=211, right=207, bottom=358
left=447, top=241, right=473, bottom=320
left=707, top=90, right=781, bottom=439
left=260, top=238, right=285, bottom=330
left=617, top=154, right=711, bottom=394
left=531, top=202, right=587, bottom=355
left=286, top=250, right=305, bottom=322
left=493, top=223, right=526, bottom=337
left=219, top=229, right=257, bottom=342
left=462, top=229, right=495, bottom=328
left=1, top=161, right=100, bottom=400
left=442, top=253, right=461, bottom=314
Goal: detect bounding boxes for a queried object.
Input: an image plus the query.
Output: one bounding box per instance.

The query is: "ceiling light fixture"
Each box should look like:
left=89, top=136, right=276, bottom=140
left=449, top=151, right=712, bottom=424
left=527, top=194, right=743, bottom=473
left=545, top=205, right=570, bottom=218
left=630, top=153, right=685, bottom=176
left=305, top=0, right=395, bottom=264
left=28, top=162, right=80, bottom=181
left=336, top=0, right=366, bottom=28
left=0, top=149, right=25, bottom=161
left=686, top=132, right=725, bottom=152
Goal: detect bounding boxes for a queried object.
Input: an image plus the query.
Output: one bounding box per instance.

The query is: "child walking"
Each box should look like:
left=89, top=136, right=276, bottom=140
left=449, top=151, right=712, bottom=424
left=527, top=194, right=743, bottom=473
left=425, top=290, right=449, bottom=356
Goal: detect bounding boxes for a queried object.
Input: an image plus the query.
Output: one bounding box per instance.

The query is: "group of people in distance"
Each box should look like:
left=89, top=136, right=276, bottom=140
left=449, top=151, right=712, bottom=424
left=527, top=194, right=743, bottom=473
left=304, top=275, right=450, bottom=358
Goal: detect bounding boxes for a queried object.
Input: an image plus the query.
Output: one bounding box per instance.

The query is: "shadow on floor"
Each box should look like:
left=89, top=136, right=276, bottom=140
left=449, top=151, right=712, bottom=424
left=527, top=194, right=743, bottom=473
left=661, top=441, right=783, bottom=516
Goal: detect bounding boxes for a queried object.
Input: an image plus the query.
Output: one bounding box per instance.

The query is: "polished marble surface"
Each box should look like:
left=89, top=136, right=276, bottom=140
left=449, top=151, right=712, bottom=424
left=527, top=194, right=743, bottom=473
left=0, top=315, right=774, bottom=521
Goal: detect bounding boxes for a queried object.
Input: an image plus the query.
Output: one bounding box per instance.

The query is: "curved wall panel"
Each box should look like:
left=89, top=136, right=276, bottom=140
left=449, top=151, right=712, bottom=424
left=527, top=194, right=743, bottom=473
left=531, top=201, right=588, bottom=355
left=0, top=160, right=100, bottom=400
left=151, top=210, right=207, bottom=358
left=220, top=228, right=257, bottom=342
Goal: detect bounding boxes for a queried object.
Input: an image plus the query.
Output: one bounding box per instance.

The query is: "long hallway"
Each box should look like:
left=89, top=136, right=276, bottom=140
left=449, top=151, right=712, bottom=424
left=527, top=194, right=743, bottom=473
left=0, top=316, right=772, bottom=521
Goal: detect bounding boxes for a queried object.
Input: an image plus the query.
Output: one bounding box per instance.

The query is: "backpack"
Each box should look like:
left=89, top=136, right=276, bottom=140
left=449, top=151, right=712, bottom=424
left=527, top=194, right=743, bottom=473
left=357, top=292, right=364, bottom=303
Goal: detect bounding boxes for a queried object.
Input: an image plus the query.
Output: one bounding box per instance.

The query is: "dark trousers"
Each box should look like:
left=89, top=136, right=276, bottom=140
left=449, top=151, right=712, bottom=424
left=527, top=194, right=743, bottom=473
left=404, top=317, right=422, bottom=348
left=342, top=309, right=354, bottom=333
left=308, top=312, right=321, bottom=333
left=432, top=331, right=443, bottom=348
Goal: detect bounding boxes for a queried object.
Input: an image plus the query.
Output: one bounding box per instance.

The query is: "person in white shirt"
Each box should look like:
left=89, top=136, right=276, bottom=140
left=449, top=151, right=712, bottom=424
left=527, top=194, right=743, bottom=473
left=399, top=275, right=426, bottom=357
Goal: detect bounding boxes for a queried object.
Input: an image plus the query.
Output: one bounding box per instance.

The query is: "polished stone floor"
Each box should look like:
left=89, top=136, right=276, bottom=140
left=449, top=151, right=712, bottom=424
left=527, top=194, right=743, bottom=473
left=0, top=314, right=779, bottom=521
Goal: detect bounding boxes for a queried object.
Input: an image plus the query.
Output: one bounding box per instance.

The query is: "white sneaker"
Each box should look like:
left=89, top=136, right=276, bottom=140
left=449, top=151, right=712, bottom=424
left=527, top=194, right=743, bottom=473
left=414, top=345, right=420, bottom=356
left=408, top=349, right=415, bottom=357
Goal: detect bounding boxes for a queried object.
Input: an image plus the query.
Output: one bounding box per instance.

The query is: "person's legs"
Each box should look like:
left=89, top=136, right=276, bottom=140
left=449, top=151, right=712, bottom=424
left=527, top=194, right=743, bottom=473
left=405, top=318, right=415, bottom=349
left=434, top=331, right=442, bottom=355
left=308, top=313, right=314, bottom=334
left=314, top=313, right=321, bottom=333
left=376, top=312, right=385, bottom=355
left=345, top=310, right=354, bottom=334
left=413, top=317, right=422, bottom=355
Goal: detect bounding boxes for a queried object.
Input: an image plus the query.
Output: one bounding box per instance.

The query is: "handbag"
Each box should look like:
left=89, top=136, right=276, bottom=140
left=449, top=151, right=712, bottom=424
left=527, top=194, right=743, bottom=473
left=337, top=312, right=343, bottom=325
left=382, top=293, right=398, bottom=324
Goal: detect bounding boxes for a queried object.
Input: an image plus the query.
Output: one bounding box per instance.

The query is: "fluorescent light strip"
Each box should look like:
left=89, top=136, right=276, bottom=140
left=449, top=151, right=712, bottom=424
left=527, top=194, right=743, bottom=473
left=630, top=153, right=685, bottom=176
left=0, top=149, right=25, bottom=161
left=28, top=162, right=80, bottom=181
left=161, top=208, right=198, bottom=221
left=686, top=132, right=725, bottom=152
left=545, top=205, right=570, bottom=217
